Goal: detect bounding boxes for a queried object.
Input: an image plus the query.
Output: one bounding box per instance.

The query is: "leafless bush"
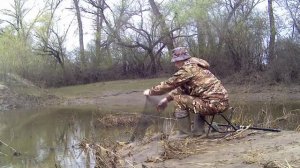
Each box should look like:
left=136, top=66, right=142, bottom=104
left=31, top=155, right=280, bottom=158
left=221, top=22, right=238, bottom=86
left=267, top=39, right=300, bottom=84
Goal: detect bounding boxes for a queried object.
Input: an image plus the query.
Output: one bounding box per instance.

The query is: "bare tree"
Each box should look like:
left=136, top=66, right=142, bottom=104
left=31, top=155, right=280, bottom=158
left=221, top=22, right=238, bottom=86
left=283, top=0, right=300, bottom=36
left=34, top=0, right=69, bottom=70
left=84, top=0, right=130, bottom=73
left=121, top=23, right=168, bottom=74
left=200, top=0, right=265, bottom=73
left=148, top=0, right=174, bottom=52
left=94, top=0, right=105, bottom=61
left=73, top=0, right=86, bottom=67
left=0, top=0, right=46, bottom=41
left=215, top=0, right=245, bottom=49
left=268, top=0, right=276, bottom=63
left=1, top=0, right=26, bottom=37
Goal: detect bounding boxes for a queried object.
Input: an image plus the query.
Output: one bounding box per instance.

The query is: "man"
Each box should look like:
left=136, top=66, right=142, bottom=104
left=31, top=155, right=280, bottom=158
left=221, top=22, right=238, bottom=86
left=143, top=47, right=229, bottom=138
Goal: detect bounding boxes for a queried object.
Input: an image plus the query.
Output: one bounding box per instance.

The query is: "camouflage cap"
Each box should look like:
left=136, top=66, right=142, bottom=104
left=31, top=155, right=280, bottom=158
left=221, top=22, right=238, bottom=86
left=171, top=47, right=191, bottom=63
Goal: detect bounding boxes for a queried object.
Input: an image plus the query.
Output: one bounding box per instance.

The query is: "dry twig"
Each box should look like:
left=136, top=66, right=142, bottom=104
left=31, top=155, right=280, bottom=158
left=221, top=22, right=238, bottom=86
left=223, top=125, right=251, bottom=140
left=0, top=139, right=21, bottom=156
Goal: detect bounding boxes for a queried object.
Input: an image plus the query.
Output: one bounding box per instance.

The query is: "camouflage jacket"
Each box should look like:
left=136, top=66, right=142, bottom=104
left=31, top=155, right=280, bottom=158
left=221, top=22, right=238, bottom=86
left=149, top=57, right=228, bottom=101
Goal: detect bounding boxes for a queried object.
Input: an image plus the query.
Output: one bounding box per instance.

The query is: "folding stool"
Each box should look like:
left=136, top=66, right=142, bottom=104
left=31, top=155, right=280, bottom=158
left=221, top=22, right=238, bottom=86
left=202, top=107, right=239, bottom=136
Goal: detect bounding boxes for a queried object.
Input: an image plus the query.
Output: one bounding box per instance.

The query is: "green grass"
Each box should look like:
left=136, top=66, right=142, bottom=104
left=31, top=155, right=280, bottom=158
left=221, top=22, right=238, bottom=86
left=0, top=74, right=47, bottom=97
left=48, top=78, right=167, bottom=98
left=14, top=86, right=46, bottom=97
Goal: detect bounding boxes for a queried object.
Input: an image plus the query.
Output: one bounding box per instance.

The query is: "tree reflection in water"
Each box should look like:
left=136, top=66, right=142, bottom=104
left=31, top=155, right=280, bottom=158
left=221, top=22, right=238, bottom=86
left=0, top=107, right=132, bottom=168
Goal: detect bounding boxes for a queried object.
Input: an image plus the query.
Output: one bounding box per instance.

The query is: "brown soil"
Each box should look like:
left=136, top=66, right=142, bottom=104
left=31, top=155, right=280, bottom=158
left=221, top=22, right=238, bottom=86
left=226, top=84, right=300, bottom=102
left=119, top=130, right=300, bottom=168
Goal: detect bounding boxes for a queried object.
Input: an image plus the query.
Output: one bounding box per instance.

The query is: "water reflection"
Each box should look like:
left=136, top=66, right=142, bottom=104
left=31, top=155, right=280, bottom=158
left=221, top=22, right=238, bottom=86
left=0, top=107, right=132, bottom=168
left=0, top=100, right=299, bottom=167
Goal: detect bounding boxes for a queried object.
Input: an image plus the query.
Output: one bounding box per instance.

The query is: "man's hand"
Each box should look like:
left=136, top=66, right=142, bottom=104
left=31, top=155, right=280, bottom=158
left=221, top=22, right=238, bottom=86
left=143, top=89, right=150, bottom=96
left=157, top=97, right=168, bottom=112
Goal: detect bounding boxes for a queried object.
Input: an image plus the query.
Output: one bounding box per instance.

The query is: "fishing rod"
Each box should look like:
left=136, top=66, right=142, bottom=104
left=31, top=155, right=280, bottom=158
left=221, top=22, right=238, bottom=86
left=217, top=124, right=281, bottom=132
left=114, top=112, right=281, bottom=132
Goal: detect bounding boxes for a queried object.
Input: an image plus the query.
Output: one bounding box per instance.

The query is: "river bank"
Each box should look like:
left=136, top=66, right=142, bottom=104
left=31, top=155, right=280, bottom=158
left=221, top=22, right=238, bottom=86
left=116, top=130, right=300, bottom=168
left=0, top=78, right=300, bottom=167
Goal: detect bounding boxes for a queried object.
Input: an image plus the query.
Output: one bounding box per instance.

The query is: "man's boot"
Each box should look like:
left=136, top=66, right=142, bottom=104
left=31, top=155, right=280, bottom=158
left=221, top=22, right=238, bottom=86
left=169, top=109, right=192, bottom=140
left=192, top=113, right=206, bottom=136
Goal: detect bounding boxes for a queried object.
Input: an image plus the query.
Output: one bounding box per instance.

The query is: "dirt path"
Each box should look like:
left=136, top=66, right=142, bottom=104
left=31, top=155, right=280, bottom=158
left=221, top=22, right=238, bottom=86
left=119, top=130, right=300, bottom=168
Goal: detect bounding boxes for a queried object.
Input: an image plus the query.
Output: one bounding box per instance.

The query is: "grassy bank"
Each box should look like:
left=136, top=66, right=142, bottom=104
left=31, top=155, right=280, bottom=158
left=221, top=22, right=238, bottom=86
left=1, top=76, right=300, bottom=112
left=48, top=78, right=166, bottom=98
left=46, top=78, right=300, bottom=101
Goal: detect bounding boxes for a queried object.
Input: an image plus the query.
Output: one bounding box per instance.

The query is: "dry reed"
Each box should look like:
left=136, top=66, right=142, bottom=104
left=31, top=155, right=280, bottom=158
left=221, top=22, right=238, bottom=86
left=97, top=114, right=138, bottom=127
left=78, top=138, right=135, bottom=168
left=231, top=105, right=298, bottom=131
left=263, top=160, right=294, bottom=168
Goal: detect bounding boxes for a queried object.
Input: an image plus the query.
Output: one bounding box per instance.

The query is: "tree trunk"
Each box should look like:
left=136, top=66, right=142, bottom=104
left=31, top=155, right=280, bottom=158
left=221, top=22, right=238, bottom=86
left=217, top=0, right=243, bottom=50
left=268, top=0, right=276, bottom=64
left=95, top=0, right=104, bottom=63
left=73, top=0, right=85, bottom=67
left=148, top=0, right=174, bottom=52
left=196, top=21, right=205, bottom=56
left=148, top=51, right=157, bottom=75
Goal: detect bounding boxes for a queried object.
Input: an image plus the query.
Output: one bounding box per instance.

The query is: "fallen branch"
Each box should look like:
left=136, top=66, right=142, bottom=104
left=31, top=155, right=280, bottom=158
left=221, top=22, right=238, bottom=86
left=223, top=125, right=251, bottom=140
left=0, top=139, right=20, bottom=156
left=100, top=90, right=141, bottom=98
left=0, top=151, right=8, bottom=156
left=296, top=125, right=300, bottom=132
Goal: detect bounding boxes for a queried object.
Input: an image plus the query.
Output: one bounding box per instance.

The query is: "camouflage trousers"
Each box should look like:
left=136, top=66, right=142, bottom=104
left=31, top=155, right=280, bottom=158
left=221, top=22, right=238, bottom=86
left=173, top=95, right=229, bottom=116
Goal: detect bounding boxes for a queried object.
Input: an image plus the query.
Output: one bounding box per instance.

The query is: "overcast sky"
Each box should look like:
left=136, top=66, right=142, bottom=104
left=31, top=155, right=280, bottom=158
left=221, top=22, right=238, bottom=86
left=0, top=0, right=95, bottom=51
left=0, top=0, right=291, bottom=52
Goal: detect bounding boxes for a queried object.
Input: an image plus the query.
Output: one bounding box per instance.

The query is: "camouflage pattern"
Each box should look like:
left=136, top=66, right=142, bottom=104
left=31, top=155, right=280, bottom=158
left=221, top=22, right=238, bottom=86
left=149, top=57, right=229, bottom=115
left=171, top=47, right=191, bottom=62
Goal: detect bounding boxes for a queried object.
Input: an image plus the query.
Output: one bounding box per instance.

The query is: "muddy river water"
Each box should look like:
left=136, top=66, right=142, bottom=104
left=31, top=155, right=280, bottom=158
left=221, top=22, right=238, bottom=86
left=0, top=101, right=299, bottom=167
